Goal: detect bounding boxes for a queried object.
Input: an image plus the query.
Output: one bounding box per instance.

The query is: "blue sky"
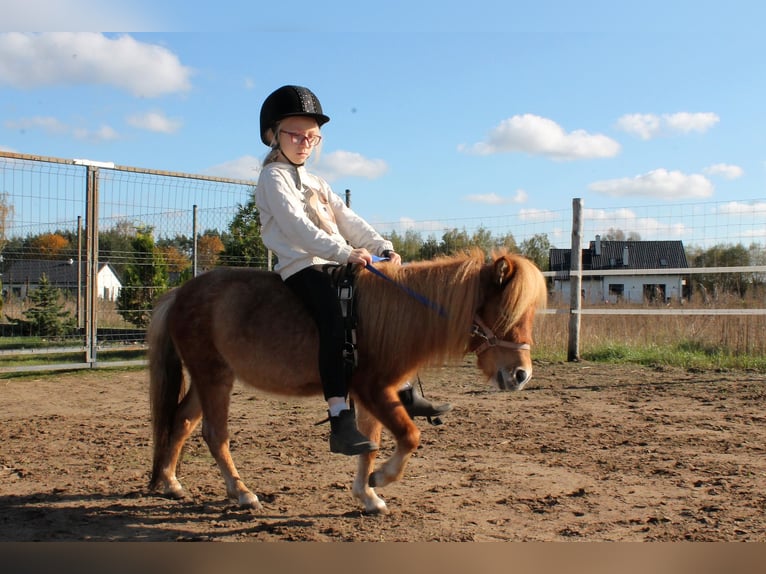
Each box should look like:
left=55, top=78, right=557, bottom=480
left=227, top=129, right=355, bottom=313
left=2, top=0, right=765, bottom=248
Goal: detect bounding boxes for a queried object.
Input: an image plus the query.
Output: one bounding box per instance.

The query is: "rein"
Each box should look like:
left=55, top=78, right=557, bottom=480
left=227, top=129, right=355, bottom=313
left=365, top=263, right=448, bottom=318
left=471, top=315, right=531, bottom=355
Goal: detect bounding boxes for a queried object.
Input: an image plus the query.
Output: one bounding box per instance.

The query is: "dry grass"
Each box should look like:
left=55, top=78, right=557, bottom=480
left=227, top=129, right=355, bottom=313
left=535, top=291, right=766, bottom=368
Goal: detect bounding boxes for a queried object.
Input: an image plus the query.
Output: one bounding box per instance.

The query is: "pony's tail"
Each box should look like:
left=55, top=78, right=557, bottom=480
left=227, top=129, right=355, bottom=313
left=147, top=289, right=184, bottom=490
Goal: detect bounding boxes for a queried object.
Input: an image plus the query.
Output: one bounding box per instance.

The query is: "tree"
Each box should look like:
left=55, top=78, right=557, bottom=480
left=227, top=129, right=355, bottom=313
left=99, top=219, right=137, bottom=277
left=22, top=273, right=75, bottom=337
left=0, top=192, right=11, bottom=253
left=519, top=233, right=552, bottom=271
left=29, top=232, right=70, bottom=259
left=691, top=243, right=752, bottom=298
left=198, top=233, right=225, bottom=270
left=116, top=227, right=169, bottom=327
left=220, top=195, right=268, bottom=267
left=438, top=228, right=471, bottom=256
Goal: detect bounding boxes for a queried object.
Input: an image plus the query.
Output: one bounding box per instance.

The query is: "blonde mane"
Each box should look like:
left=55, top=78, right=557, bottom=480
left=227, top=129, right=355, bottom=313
left=355, top=249, right=547, bottom=370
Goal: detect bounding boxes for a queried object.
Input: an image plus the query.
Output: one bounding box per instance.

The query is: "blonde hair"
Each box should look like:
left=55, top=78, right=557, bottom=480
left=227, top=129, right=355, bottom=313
left=262, top=121, right=322, bottom=167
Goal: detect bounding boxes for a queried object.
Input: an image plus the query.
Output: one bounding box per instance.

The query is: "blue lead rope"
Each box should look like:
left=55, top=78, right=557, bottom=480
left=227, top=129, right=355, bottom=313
left=366, top=258, right=448, bottom=318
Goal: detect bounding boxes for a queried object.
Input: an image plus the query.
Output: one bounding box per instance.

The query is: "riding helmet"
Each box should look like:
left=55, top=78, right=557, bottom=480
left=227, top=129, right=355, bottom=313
left=259, top=85, right=330, bottom=146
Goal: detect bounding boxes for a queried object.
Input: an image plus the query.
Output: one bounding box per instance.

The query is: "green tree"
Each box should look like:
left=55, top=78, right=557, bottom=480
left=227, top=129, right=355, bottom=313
left=692, top=243, right=752, bottom=297
left=220, top=195, right=268, bottom=267
left=22, top=273, right=75, bottom=337
left=116, top=227, right=169, bottom=327
left=519, top=233, right=552, bottom=271
left=438, top=228, right=471, bottom=256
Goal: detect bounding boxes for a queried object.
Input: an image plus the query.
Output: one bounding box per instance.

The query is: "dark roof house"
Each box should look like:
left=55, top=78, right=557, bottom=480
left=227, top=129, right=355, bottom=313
left=3, top=259, right=122, bottom=301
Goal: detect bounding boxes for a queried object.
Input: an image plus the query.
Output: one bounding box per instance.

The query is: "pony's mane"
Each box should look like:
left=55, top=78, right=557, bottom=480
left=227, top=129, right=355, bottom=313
left=356, top=250, right=484, bottom=368
left=489, top=248, right=548, bottom=338
left=355, top=248, right=547, bottom=370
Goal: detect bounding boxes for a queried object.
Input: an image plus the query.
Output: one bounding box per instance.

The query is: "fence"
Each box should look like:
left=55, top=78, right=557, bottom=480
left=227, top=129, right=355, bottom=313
left=1, top=150, right=256, bottom=373
left=1, top=150, right=765, bottom=373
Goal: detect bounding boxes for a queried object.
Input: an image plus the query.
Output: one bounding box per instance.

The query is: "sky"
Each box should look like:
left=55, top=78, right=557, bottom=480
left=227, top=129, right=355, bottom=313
left=1, top=0, right=765, bottom=248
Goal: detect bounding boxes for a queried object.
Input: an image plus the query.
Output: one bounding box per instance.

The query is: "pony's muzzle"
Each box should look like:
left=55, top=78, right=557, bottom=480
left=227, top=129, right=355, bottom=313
left=495, top=368, right=531, bottom=391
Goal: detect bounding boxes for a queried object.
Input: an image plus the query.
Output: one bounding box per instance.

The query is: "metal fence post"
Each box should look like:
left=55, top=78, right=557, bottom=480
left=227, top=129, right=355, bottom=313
left=84, top=166, right=99, bottom=365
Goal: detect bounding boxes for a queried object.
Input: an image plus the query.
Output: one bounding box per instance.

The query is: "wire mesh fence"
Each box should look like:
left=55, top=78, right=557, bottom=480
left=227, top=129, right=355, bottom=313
left=1, top=150, right=765, bottom=372
left=0, top=151, right=255, bottom=372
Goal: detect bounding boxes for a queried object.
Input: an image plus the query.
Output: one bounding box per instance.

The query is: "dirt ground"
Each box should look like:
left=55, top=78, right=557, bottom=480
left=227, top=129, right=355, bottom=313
left=1, top=358, right=765, bottom=542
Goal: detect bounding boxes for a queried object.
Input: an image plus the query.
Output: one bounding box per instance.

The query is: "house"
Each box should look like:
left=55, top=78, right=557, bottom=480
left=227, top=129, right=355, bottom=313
left=2, top=259, right=122, bottom=301
left=549, top=237, right=690, bottom=304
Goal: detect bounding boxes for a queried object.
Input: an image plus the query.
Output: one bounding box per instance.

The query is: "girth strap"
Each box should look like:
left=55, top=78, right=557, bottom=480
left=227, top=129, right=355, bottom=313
left=322, top=263, right=359, bottom=379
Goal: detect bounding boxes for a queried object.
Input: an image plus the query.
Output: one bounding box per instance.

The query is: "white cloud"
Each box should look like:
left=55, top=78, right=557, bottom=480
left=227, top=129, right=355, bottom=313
left=315, top=150, right=388, bottom=181
left=5, top=115, right=118, bottom=142
left=588, top=168, right=714, bottom=200
left=715, top=201, right=766, bottom=216
left=464, top=189, right=527, bottom=205
left=615, top=114, right=661, bottom=140
left=585, top=207, right=688, bottom=239
left=205, top=155, right=261, bottom=180
left=73, top=124, right=119, bottom=142
left=518, top=208, right=560, bottom=223
left=459, top=114, right=621, bottom=160
left=703, top=163, right=744, bottom=180
left=0, top=32, right=192, bottom=97
left=127, top=111, right=183, bottom=134
left=616, top=112, right=720, bottom=140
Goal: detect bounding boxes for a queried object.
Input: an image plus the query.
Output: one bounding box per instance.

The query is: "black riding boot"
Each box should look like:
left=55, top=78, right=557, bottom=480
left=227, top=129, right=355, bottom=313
left=398, top=386, right=453, bottom=419
left=329, top=409, right=378, bottom=456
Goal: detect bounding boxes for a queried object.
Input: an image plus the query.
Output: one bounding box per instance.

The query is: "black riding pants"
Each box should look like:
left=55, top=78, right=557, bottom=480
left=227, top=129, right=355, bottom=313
left=284, top=266, right=347, bottom=401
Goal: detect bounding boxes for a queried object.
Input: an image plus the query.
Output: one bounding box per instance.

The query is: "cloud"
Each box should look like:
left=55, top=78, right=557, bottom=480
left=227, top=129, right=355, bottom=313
left=703, top=163, right=744, bottom=180
left=518, top=208, right=560, bottom=223
left=459, top=114, right=621, bottom=160
left=0, top=32, right=192, bottom=97
left=715, top=201, right=766, bottom=217
left=315, top=150, right=388, bottom=181
left=127, top=111, right=183, bottom=134
left=616, top=112, right=719, bottom=140
left=464, top=189, right=527, bottom=205
left=205, top=155, right=261, bottom=180
left=5, top=115, right=118, bottom=142
left=588, top=168, right=714, bottom=200
left=585, top=207, right=688, bottom=238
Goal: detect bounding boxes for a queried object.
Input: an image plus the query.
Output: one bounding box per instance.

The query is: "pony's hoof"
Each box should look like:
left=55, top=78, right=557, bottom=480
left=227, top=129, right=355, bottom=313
left=239, top=492, right=263, bottom=510
left=363, top=501, right=390, bottom=515
left=162, top=486, right=185, bottom=500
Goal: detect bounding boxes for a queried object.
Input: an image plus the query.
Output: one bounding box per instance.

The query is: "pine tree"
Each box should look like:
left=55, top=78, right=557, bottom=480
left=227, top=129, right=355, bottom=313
left=116, top=227, right=169, bottom=327
left=23, top=273, right=75, bottom=337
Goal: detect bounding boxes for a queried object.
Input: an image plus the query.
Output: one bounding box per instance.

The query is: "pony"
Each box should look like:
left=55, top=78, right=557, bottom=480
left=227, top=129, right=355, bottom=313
left=147, top=249, right=547, bottom=514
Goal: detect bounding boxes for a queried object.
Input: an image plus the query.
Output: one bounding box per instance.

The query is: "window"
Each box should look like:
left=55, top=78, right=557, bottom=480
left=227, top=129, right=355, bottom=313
left=608, top=284, right=624, bottom=301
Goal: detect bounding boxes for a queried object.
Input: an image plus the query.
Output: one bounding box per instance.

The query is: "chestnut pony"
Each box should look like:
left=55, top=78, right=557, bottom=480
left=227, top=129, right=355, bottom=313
left=148, top=249, right=547, bottom=514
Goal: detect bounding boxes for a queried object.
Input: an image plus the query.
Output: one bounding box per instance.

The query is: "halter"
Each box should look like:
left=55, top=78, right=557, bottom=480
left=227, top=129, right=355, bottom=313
left=471, top=315, right=531, bottom=355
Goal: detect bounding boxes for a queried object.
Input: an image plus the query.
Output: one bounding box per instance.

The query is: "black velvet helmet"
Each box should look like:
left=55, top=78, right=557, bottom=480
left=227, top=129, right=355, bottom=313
left=259, top=85, right=330, bottom=146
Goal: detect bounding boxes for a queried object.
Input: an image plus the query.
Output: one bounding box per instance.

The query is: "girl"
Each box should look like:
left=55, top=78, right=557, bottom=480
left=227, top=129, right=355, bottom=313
left=255, top=85, right=449, bottom=456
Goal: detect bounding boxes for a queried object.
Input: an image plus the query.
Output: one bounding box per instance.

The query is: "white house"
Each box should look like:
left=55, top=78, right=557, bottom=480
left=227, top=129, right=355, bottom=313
left=3, top=259, right=122, bottom=301
left=549, top=238, right=690, bottom=305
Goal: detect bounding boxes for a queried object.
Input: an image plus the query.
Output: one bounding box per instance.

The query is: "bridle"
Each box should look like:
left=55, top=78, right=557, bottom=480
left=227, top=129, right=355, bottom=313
left=471, top=315, right=531, bottom=355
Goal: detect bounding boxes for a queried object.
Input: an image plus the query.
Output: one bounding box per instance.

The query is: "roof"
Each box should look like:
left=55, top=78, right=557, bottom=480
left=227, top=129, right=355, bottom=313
left=550, top=240, right=688, bottom=279
left=3, top=259, right=119, bottom=285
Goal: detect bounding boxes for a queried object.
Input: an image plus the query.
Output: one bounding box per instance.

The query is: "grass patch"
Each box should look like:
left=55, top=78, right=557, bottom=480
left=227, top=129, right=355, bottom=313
left=579, top=341, right=766, bottom=372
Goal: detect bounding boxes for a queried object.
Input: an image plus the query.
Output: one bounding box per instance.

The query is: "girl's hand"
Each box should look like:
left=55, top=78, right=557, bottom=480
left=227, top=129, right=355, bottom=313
left=348, top=247, right=372, bottom=267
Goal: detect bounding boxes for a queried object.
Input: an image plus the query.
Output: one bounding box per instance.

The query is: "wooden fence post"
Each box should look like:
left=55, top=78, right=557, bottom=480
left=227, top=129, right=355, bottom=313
left=568, top=197, right=583, bottom=362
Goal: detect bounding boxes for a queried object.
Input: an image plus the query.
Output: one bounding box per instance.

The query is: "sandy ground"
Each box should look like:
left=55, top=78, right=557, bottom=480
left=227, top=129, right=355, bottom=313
left=1, top=358, right=765, bottom=542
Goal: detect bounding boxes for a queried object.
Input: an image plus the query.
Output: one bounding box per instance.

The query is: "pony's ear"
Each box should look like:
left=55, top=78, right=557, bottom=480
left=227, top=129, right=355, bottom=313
left=493, top=256, right=514, bottom=286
